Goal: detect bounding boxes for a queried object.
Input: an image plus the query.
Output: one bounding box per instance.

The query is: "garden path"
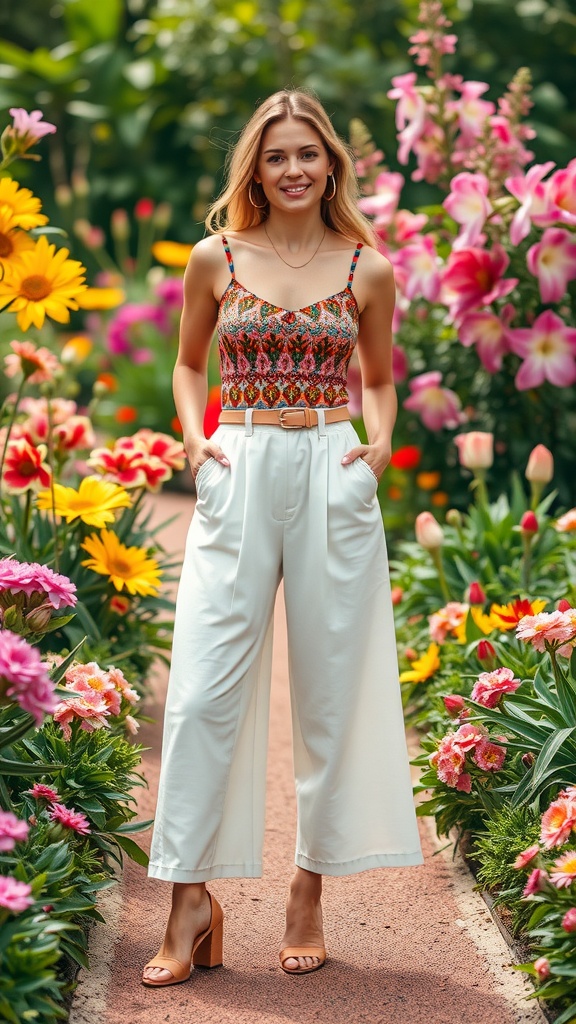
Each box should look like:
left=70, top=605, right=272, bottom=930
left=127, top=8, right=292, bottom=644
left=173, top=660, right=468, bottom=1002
left=70, top=492, right=546, bottom=1024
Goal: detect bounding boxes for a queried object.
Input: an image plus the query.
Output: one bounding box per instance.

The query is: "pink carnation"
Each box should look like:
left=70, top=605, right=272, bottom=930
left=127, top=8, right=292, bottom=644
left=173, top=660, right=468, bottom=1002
left=0, top=810, right=29, bottom=851
left=0, top=875, right=34, bottom=913
left=513, top=844, right=540, bottom=871
left=47, top=802, right=91, bottom=835
left=470, top=667, right=521, bottom=708
left=430, top=732, right=466, bottom=788
left=0, top=558, right=77, bottom=610
left=26, top=783, right=60, bottom=803
left=472, top=738, right=506, bottom=772
left=0, top=630, right=57, bottom=725
left=523, top=869, right=549, bottom=897
left=516, top=610, right=576, bottom=652
left=53, top=687, right=111, bottom=741
left=452, top=723, right=486, bottom=752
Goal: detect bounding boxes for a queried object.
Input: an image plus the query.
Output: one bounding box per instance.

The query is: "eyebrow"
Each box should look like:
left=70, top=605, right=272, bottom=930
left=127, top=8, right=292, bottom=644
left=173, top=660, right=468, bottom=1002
left=262, top=144, right=321, bottom=154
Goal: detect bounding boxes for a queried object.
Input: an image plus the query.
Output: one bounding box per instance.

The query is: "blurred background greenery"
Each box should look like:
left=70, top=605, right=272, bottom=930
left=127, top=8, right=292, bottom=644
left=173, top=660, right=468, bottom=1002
left=1, top=0, right=574, bottom=249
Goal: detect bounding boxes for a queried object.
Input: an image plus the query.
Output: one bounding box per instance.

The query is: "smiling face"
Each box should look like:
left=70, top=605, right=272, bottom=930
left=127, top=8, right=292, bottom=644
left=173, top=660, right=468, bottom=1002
left=254, top=117, right=335, bottom=213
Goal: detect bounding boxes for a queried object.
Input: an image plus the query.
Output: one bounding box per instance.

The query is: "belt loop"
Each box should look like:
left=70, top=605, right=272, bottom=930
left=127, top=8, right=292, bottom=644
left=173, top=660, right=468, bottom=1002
left=316, top=408, right=326, bottom=437
left=245, top=408, right=254, bottom=437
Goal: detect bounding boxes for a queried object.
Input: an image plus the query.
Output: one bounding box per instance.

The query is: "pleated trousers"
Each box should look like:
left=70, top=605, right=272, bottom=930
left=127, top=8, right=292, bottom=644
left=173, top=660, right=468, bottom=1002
left=147, top=412, right=423, bottom=882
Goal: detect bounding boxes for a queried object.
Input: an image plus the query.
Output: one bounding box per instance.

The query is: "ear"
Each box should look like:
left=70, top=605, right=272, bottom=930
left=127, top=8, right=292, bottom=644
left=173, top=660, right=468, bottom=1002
left=253, top=174, right=261, bottom=184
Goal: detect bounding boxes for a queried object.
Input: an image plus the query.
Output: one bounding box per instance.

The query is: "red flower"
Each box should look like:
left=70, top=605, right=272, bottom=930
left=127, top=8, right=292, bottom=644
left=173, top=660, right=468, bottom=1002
left=390, top=445, right=422, bottom=471
left=2, top=438, right=51, bottom=493
left=134, top=198, right=155, bottom=220
left=520, top=510, right=538, bottom=535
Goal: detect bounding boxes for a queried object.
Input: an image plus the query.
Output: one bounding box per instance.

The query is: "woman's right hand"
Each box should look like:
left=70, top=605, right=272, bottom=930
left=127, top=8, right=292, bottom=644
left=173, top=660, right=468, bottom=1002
left=186, top=436, right=230, bottom=482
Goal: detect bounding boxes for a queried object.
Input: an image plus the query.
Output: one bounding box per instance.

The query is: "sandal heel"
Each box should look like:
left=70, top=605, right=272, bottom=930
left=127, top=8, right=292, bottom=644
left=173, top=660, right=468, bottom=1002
left=193, top=917, right=223, bottom=968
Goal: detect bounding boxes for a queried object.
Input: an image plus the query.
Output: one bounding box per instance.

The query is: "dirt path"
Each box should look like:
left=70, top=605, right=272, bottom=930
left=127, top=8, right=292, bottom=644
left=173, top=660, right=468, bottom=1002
left=70, top=492, right=545, bottom=1024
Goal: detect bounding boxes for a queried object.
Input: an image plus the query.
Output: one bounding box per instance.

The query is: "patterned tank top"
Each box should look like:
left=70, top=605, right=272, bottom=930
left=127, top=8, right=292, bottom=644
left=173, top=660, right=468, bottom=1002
left=217, top=235, right=363, bottom=409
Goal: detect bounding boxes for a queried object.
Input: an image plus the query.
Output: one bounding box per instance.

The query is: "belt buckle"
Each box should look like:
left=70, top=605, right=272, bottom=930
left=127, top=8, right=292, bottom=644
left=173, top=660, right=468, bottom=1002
left=279, top=408, right=305, bottom=429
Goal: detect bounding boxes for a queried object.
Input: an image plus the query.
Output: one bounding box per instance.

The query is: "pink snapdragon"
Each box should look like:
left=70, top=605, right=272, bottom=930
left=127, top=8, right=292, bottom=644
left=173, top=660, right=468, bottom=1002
left=508, top=310, right=576, bottom=390
left=457, top=305, right=514, bottom=374
left=470, top=667, right=521, bottom=708
left=526, top=228, right=576, bottom=303
left=403, top=371, right=464, bottom=431
left=393, top=209, right=429, bottom=243
left=387, top=73, right=427, bottom=165
left=0, top=875, right=34, bottom=913
left=505, top=162, right=556, bottom=246
left=357, top=171, right=405, bottom=226
left=412, top=121, right=448, bottom=184
left=392, top=236, right=442, bottom=301
left=446, top=81, right=495, bottom=145
left=443, top=173, right=492, bottom=250
left=0, top=630, right=57, bottom=725
left=0, top=810, right=29, bottom=851
left=441, top=245, right=518, bottom=320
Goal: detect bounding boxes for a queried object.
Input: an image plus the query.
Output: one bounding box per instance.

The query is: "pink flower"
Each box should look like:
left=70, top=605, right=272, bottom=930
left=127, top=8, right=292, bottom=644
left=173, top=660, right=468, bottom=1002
left=26, top=783, right=60, bottom=803
left=520, top=510, right=538, bottom=536
left=443, top=173, right=492, bottom=250
left=505, top=162, right=556, bottom=245
left=441, top=245, right=518, bottom=320
left=471, top=666, right=521, bottom=708
left=358, top=171, right=405, bottom=226
left=555, top=509, right=576, bottom=533
left=516, top=610, right=575, bottom=652
left=457, top=306, right=514, bottom=374
left=429, top=602, right=468, bottom=643
left=4, top=340, right=60, bottom=384
left=540, top=796, right=576, bottom=849
left=525, top=444, right=554, bottom=484
left=443, top=694, right=466, bottom=718
left=52, top=416, right=95, bottom=453
left=392, top=236, right=441, bottom=301
left=64, top=669, right=121, bottom=716
left=412, top=120, right=448, bottom=184
left=107, top=303, right=170, bottom=356
left=414, top=510, right=444, bottom=551
left=431, top=733, right=466, bottom=788
left=0, top=558, right=77, bottom=609
left=393, top=210, right=429, bottom=243
left=523, top=870, right=549, bottom=897
left=53, top=687, right=111, bottom=741
left=454, top=431, right=493, bottom=470
left=0, top=810, right=29, bottom=851
left=467, top=582, right=486, bottom=605
left=9, top=108, right=56, bottom=145
left=547, top=159, right=576, bottom=226
left=87, top=443, right=148, bottom=489
left=455, top=773, right=472, bottom=793
left=0, top=630, right=57, bottom=725
left=125, top=714, right=140, bottom=735
left=562, top=908, right=576, bottom=933
left=508, top=310, right=576, bottom=390
left=452, top=723, right=486, bottom=751
left=0, top=875, right=34, bottom=913
left=404, top=371, right=464, bottom=431
left=477, top=640, right=497, bottom=670
left=47, top=802, right=91, bottom=835
left=472, top=738, right=506, bottom=771
left=387, top=73, right=428, bottom=165
left=513, top=844, right=540, bottom=871
left=533, top=956, right=551, bottom=981
left=550, top=851, right=576, bottom=888
left=2, top=438, right=51, bottom=494
left=526, top=228, right=576, bottom=303
left=446, top=81, right=495, bottom=145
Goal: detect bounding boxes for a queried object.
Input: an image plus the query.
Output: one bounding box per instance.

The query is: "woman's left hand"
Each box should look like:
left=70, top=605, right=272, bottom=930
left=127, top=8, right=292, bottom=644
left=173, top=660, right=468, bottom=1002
left=341, top=443, right=390, bottom=482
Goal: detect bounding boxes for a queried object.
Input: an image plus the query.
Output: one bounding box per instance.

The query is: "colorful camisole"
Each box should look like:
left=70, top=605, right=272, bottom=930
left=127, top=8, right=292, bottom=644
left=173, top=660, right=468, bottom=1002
left=217, top=235, right=363, bottom=410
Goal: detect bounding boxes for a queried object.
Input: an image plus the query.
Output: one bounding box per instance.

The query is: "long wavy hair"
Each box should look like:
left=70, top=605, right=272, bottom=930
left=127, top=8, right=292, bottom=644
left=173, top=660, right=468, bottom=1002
left=205, top=89, right=377, bottom=248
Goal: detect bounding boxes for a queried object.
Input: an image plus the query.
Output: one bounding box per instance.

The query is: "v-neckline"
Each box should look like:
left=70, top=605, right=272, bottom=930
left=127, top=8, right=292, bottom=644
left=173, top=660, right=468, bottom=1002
left=218, top=277, right=359, bottom=317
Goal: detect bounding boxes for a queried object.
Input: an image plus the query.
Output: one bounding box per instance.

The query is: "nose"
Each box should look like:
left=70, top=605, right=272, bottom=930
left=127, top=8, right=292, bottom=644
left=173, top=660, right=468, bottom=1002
left=285, top=158, right=303, bottom=177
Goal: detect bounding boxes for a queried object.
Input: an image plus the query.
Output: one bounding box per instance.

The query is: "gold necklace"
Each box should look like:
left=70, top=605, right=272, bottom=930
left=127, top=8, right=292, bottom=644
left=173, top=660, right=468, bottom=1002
left=263, top=224, right=326, bottom=269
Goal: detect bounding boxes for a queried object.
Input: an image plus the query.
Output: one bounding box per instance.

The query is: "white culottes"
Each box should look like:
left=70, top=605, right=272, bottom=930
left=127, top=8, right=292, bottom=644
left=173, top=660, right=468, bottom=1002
left=147, top=414, right=423, bottom=882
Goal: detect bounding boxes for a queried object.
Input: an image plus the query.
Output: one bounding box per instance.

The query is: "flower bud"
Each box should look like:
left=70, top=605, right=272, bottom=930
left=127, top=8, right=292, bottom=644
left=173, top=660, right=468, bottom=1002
left=445, top=508, right=462, bottom=529
left=404, top=647, right=418, bottom=661
left=467, top=581, right=486, bottom=605
left=25, top=603, right=53, bottom=633
left=562, top=908, right=576, bottom=934
left=111, top=208, right=129, bottom=240
left=533, top=956, right=550, bottom=980
left=443, top=694, right=466, bottom=718
left=525, top=444, right=553, bottom=484
left=477, top=639, right=496, bottom=670
left=454, top=431, right=494, bottom=470
left=135, top=197, right=155, bottom=220
left=520, top=510, right=538, bottom=536
left=521, top=751, right=535, bottom=768
left=558, top=599, right=572, bottom=612
left=153, top=201, right=172, bottom=231
left=390, top=586, right=403, bottom=605
left=415, top=511, right=444, bottom=551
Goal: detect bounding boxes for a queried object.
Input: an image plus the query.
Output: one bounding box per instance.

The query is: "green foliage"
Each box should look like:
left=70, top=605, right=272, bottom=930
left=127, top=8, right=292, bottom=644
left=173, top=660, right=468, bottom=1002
left=472, top=803, right=542, bottom=933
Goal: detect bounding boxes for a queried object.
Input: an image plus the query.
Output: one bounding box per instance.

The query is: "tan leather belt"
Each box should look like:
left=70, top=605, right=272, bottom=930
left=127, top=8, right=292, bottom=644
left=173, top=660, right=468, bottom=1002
left=219, top=407, right=350, bottom=429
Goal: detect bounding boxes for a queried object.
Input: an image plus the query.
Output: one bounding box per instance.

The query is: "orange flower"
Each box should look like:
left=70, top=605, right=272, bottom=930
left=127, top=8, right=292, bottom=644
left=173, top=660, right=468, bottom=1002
left=115, top=406, right=138, bottom=424
left=96, top=372, right=118, bottom=393
left=431, top=491, right=449, bottom=507
left=416, top=471, right=441, bottom=490
left=490, top=598, right=547, bottom=631
left=387, top=485, right=403, bottom=501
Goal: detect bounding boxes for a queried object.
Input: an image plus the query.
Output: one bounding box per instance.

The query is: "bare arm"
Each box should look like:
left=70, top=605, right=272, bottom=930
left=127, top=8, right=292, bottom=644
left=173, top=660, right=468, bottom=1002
left=173, top=239, right=230, bottom=478
left=342, top=253, right=397, bottom=480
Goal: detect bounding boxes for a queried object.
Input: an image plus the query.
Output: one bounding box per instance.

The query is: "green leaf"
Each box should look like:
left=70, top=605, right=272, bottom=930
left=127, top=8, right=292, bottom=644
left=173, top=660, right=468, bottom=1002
left=111, top=833, right=149, bottom=866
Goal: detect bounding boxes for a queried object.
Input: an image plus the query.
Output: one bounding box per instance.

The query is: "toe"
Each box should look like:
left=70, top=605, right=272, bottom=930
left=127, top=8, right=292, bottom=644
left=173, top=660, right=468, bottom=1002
left=143, top=966, right=173, bottom=982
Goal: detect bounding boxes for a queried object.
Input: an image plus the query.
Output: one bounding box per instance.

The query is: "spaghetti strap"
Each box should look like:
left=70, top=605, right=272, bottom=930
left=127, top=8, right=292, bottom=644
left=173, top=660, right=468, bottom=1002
left=221, top=235, right=235, bottom=277
left=346, top=243, right=363, bottom=290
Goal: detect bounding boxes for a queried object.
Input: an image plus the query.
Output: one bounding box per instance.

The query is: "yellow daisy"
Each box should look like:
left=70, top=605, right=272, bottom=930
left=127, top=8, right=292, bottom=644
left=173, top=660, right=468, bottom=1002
left=81, top=529, right=162, bottom=596
left=453, top=606, right=499, bottom=643
left=36, top=476, right=131, bottom=528
left=0, top=234, right=87, bottom=331
left=152, top=240, right=193, bottom=267
left=399, top=642, right=441, bottom=683
left=0, top=177, right=48, bottom=230
left=76, top=286, right=126, bottom=310
left=0, top=207, right=35, bottom=269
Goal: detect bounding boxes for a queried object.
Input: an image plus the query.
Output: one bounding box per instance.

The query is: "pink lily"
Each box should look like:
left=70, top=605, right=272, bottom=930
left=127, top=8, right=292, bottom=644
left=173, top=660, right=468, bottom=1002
left=392, top=236, right=442, bottom=301
left=458, top=304, right=515, bottom=373
left=505, top=162, right=556, bottom=245
left=441, top=245, right=518, bottom=320
left=527, top=228, right=576, bottom=303
left=508, top=309, right=576, bottom=390
left=443, top=172, right=492, bottom=250
left=403, top=371, right=465, bottom=432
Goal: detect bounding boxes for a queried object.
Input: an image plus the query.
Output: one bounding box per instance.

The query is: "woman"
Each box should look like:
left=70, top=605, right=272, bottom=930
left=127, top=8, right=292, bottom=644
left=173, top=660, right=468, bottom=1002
left=142, top=88, right=423, bottom=987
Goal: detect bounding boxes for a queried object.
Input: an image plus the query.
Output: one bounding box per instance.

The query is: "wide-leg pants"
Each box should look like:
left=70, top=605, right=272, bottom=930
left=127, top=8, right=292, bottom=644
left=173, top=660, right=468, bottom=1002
left=147, top=413, right=423, bottom=882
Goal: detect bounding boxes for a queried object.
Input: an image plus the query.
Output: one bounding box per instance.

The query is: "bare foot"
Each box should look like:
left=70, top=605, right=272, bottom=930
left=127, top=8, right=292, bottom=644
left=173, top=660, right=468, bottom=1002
left=280, top=868, right=325, bottom=972
left=142, top=883, right=212, bottom=984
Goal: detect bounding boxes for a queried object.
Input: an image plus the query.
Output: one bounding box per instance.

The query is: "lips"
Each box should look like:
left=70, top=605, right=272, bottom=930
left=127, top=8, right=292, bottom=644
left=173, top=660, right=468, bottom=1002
left=280, top=184, right=310, bottom=196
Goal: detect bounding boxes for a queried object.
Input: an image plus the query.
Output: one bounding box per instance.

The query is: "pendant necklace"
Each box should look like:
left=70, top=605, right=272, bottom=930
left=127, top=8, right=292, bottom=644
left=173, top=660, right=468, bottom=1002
left=264, top=224, right=326, bottom=269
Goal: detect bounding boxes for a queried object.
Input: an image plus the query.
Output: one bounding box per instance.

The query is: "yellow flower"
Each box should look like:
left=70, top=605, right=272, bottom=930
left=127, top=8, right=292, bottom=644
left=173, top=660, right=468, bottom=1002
left=453, top=606, right=499, bottom=643
left=490, top=598, right=547, bottom=631
left=60, top=335, right=93, bottom=365
left=399, top=642, right=441, bottom=683
left=0, top=234, right=86, bottom=330
left=0, top=177, right=48, bottom=230
left=36, top=476, right=131, bottom=528
left=0, top=207, right=35, bottom=268
left=81, top=529, right=162, bottom=596
left=76, top=286, right=126, bottom=310
left=152, top=240, right=193, bottom=267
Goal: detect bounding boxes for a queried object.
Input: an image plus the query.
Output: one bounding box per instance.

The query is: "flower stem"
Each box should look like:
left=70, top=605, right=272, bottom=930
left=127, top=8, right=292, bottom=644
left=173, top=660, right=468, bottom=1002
left=431, top=547, right=451, bottom=602
left=0, top=376, right=26, bottom=502
left=45, top=396, right=60, bottom=572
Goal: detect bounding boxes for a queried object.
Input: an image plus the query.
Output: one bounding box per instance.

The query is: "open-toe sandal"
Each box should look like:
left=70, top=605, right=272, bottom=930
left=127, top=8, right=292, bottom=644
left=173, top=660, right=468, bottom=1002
left=142, top=891, right=224, bottom=987
left=279, top=945, right=326, bottom=975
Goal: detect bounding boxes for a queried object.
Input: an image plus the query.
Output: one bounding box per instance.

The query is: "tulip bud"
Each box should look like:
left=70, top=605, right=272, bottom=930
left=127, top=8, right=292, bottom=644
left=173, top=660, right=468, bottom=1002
left=135, top=197, right=155, bottom=220
left=520, top=510, right=538, bottom=536
left=445, top=508, right=462, bottom=529
left=521, top=751, right=535, bottom=768
left=562, top=909, right=576, bottom=934
left=111, top=208, right=130, bottom=240
left=443, top=694, right=466, bottom=718
left=477, top=639, right=497, bottom=670
left=534, top=957, right=550, bottom=981
left=415, top=511, right=444, bottom=551
left=467, top=581, right=486, bottom=605
left=558, top=599, right=572, bottom=612
left=454, top=432, right=494, bottom=470
left=525, top=444, right=553, bottom=484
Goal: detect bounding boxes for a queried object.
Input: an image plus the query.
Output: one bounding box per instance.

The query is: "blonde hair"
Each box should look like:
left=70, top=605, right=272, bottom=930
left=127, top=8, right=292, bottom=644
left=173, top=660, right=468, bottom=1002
left=205, top=89, right=377, bottom=248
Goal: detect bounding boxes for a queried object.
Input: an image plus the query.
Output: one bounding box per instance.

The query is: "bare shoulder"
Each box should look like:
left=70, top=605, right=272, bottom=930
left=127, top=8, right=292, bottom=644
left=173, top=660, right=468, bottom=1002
left=185, top=233, right=226, bottom=272
left=358, top=245, right=394, bottom=286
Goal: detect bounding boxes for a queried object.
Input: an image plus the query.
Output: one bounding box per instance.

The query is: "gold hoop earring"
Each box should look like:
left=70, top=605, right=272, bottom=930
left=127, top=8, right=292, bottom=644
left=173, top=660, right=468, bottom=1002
left=248, top=180, right=267, bottom=209
left=324, top=173, right=336, bottom=201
